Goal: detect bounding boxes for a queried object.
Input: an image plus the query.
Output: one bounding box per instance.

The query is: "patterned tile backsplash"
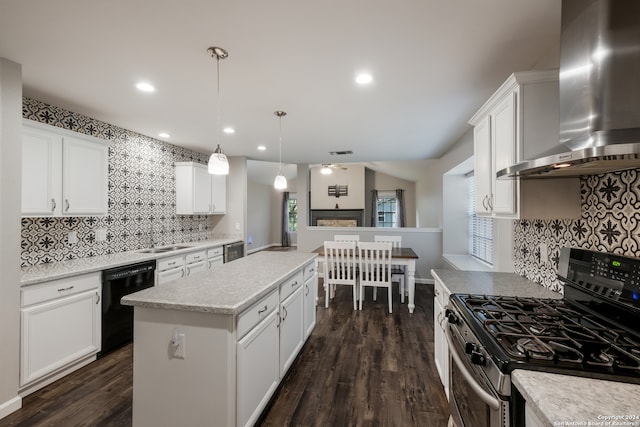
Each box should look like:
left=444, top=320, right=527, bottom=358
left=514, top=169, right=640, bottom=293
left=21, top=97, right=221, bottom=267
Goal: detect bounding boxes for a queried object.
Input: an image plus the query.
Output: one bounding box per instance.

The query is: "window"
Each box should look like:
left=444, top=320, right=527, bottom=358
left=467, top=174, right=493, bottom=265
left=376, top=191, right=397, bottom=228
left=287, top=194, right=297, bottom=232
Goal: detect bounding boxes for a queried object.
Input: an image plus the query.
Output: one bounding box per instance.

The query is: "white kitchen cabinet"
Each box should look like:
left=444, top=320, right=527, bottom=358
left=303, top=261, right=317, bottom=339
left=237, top=300, right=279, bottom=427
left=20, top=272, right=101, bottom=391
left=433, top=274, right=451, bottom=400
left=469, top=70, right=579, bottom=219
left=185, top=250, right=207, bottom=277
left=21, top=120, right=108, bottom=217
left=279, top=285, right=304, bottom=375
left=156, top=254, right=185, bottom=285
left=525, top=402, right=546, bottom=427
left=207, top=246, right=224, bottom=269
left=175, top=162, right=226, bottom=215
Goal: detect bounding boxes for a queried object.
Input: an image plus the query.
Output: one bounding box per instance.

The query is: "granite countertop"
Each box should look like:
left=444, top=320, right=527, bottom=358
left=431, top=269, right=640, bottom=427
left=430, top=269, right=562, bottom=299
left=20, top=238, right=242, bottom=286
left=122, top=251, right=316, bottom=315
left=513, top=370, right=640, bottom=427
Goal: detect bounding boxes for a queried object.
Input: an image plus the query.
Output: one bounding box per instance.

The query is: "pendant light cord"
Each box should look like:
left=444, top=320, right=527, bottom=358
left=216, top=55, right=221, bottom=149
left=278, top=114, right=283, bottom=174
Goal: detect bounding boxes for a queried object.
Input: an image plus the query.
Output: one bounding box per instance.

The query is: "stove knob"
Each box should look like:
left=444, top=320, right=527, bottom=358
left=465, top=342, right=478, bottom=354
left=470, top=351, right=486, bottom=366
left=445, top=309, right=458, bottom=324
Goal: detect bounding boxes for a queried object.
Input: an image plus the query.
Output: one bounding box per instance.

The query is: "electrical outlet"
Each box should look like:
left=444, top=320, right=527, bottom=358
left=171, top=330, right=186, bottom=359
left=96, top=229, right=107, bottom=241
left=68, top=231, right=78, bottom=244
left=199, top=223, right=203, bottom=232
left=539, top=243, right=548, bottom=264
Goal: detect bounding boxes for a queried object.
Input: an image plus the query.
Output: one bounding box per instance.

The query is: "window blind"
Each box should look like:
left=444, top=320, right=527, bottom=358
left=467, top=174, right=493, bottom=265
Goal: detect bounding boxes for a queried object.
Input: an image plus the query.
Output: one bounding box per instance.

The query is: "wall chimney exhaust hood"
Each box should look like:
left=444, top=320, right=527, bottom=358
left=498, top=0, right=640, bottom=179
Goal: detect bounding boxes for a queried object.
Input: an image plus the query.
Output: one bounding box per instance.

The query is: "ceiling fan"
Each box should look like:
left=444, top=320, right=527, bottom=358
left=320, top=164, right=347, bottom=175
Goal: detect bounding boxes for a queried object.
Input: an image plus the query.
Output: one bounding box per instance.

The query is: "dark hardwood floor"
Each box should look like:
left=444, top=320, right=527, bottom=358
left=0, top=283, right=449, bottom=427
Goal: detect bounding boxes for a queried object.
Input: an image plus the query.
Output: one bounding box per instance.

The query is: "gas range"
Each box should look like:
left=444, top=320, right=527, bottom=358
left=448, top=293, right=640, bottom=383
left=445, top=248, right=640, bottom=427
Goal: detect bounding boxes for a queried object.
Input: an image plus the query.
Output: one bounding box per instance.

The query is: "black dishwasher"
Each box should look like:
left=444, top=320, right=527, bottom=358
left=100, top=260, right=156, bottom=355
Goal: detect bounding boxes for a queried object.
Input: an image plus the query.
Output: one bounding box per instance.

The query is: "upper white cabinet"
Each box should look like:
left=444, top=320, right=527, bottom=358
left=469, top=70, right=580, bottom=219
left=22, top=120, right=108, bottom=216
left=175, top=162, right=226, bottom=215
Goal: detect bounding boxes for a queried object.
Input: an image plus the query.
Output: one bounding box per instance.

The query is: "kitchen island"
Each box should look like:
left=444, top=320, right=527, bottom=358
left=121, top=251, right=317, bottom=427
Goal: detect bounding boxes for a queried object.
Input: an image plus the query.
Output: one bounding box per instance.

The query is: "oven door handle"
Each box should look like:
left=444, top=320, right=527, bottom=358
left=444, top=324, right=500, bottom=410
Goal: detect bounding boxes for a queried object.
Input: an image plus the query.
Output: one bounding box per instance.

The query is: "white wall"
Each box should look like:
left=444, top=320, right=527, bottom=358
left=310, top=165, right=365, bottom=210
left=212, top=156, right=246, bottom=243
left=246, top=180, right=273, bottom=252
left=0, top=58, right=22, bottom=418
left=364, top=168, right=416, bottom=227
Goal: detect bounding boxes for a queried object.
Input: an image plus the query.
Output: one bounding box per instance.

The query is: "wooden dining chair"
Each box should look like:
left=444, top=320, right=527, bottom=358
left=334, top=234, right=360, bottom=242
left=358, top=241, right=393, bottom=313
left=323, top=240, right=358, bottom=310
left=374, top=235, right=405, bottom=303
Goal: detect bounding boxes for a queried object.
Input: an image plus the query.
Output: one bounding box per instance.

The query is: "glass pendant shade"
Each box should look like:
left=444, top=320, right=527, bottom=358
left=274, top=173, right=287, bottom=190
left=208, top=146, right=229, bottom=175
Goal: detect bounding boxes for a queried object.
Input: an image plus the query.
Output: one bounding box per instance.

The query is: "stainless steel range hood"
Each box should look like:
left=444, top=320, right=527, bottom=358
left=498, top=0, right=640, bottom=179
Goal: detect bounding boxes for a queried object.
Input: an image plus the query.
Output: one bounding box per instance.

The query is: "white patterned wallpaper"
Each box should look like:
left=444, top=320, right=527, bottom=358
left=21, top=97, right=218, bottom=267
left=514, top=169, right=640, bottom=292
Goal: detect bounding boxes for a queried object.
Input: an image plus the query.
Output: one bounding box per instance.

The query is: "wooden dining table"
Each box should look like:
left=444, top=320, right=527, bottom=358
left=312, top=245, right=419, bottom=313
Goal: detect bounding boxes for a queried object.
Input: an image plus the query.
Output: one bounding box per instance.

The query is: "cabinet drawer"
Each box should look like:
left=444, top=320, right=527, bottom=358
left=207, top=246, right=223, bottom=258
left=280, top=271, right=303, bottom=301
left=185, top=250, right=206, bottom=264
left=237, top=290, right=279, bottom=340
left=157, top=255, right=184, bottom=271
left=157, top=266, right=184, bottom=285
left=21, top=272, right=100, bottom=307
left=303, top=262, right=316, bottom=282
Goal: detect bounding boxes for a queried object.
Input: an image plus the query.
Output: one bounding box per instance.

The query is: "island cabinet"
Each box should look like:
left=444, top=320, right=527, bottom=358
left=124, top=253, right=317, bottom=427
left=21, top=119, right=108, bottom=217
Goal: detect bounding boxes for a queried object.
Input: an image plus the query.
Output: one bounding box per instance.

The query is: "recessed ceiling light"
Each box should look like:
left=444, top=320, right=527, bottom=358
left=135, top=82, right=155, bottom=92
left=355, top=73, right=373, bottom=85
left=223, top=127, right=235, bottom=134
left=159, top=132, right=170, bottom=138
left=257, top=145, right=266, bottom=151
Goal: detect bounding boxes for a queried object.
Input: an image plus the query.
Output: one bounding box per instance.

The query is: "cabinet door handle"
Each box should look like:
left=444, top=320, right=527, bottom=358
left=51, top=198, right=56, bottom=212
left=276, top=312, right=281, bottom=328
left=186, top=266, right=191, bottom=276
left=95, top=292, right=101, bottom=304
left=305, top=283, right=309, bottom=296
left=65, top=199, right=70, bottom=212
left=167, top=261, right=176, bottom=266
left=211, top=204, right=215, bottom=212
left=487, top=195, right=493, bottom=210
left=192, top=255, right=200, bottom=260
left=57, top=285, right=74, bottom=292
left=291, top=280, right=298, bottom=288
left=258, top=305, right=268, bottom=315
left=482, top=195, right=488, bottom=211
left=180, top=269, right=185, bottom=278
left=282, top=305, right=288, bottom=321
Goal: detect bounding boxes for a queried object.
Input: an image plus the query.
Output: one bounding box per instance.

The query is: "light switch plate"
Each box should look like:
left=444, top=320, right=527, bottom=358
left=68, top=231, right=78, bottom=244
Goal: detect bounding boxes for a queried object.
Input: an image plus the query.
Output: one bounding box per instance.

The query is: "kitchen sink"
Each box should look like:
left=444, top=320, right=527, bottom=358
left=138, top=245, right=193, bottom=254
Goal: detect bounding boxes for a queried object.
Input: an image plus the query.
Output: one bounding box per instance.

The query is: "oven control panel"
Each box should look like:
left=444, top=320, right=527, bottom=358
left=559, top=247, right=640, bottom=310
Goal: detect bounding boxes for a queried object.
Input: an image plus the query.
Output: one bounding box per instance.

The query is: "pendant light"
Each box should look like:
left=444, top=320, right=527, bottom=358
left=273, top=111, right=288, bottom=190
left=207, top=47, right=230, bottom=175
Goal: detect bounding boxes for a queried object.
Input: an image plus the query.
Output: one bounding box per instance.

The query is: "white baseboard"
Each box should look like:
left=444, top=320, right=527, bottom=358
left=0, top=395, right=22, bottom=420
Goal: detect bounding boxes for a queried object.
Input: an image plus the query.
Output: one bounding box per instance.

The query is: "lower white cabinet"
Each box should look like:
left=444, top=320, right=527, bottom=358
left=279, top=285, right=304, bottom=375
left=20, top=272, right=101, bottom=390
left=433, top=273, right=451, bottom=400
left=525, top=402, right=546, bottom=427
left=237, top=309, right=279, bottom=427
left=303, top=262, right=317, bottom=339
left=185, top=250, right=207, bottom=277
left=156, top=254, right=185, bottom=285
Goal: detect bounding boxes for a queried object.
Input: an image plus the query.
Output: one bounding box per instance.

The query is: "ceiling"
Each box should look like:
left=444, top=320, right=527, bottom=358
left=0, top=0, right=560, bottom=179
